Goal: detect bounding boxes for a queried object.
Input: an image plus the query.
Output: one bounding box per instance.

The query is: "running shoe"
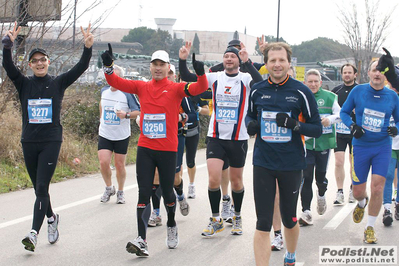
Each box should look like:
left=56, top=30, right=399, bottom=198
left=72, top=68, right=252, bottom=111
left=221, top=198, right=232, bottom=223
left=382, top=209, right=393, bottom=226
left=393, top=189, right=397, bottom=201
left=317, top=194, right=327, bottom=215
left=284, top=255, right=296, bottom=266
left=148, top=210, right=162, bottom=227
left=231, top=215, right=243, bottom=235
left=395, top=203, right=399, bottom=220
left=48, top=213, right=60, bottom=244
left=299, top=210, right=313, bottom=226
left=201, top=217, right=224, bottom=236
left=271, top=233, right=284, bottom=251
left=178, top=196, right=190, bottom=216
left=333, top=191, right=344, bottom=205
left=126, top=236, right=149, bottom=256
left=100, top=186, right=116, bottom=203
left=348, top=189, right=355, bottom=203
left=166, top=226, right=179, bottom=249
left=22, top=231, right=38, bottom=252
left=364, top=226, right=377, bottom=244
left=188, top=184, right=196, bottom=199
left=353, top=197, right=368, bottom=223
left=116, top=191, right=126, bottom=204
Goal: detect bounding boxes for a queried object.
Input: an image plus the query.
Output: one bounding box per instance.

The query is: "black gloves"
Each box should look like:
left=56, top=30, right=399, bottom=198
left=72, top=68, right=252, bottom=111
left=276, top=113, right=297, bottom=129
left=2, top=35, right=13, bottom=49
left=101, top=43, right=115, bottom=68
left=388, top=126, right=398, bottom=137
left=377, top=47, right=395, bottom=76
left=350, top=124, right=365, bottom=139
left=247, top=120, right=260, bottom=136
left=192, top=53, right=205, bottom=76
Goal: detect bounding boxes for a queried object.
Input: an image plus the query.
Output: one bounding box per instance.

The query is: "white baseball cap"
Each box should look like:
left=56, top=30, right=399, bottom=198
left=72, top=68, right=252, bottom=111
left=151, top=50, right=170, bottom=63
left=170, top=64, right=176, bottom=74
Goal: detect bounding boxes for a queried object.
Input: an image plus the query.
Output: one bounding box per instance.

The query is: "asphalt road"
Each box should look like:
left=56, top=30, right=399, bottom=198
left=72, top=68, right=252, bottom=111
left=0, top=137, right=398, bottom=266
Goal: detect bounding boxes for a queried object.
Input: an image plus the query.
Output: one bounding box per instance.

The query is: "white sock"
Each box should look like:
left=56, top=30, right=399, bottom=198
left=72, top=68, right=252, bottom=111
left=214, top=216, right=221, bottom=221
left=366, top=215, right=377, bottom=228
left=30, top=229, right=38, bottom=235
left=189, top=182, right=194, bottom=186
left=48, top=215, right=55, bottom=223
left=358, top=198, right=367, bottom=208
left=384, top=203, right=391, bottom=211
left=106, top=186, right=113, bottom=190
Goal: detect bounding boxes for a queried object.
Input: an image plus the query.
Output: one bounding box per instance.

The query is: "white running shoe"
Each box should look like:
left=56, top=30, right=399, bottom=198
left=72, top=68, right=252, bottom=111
left=48, top=213, right=60, bottom=244
left=271, top=233, right=284, bottom=251
left=166, top=226, right=179, bottom=249
left=148, top=210, right=162, bottom=227
left=100, top=186, right=116, bottom=203
left=299, top=210, right=313, bottom=226
left=317, top=194, right=327, bottom=215
left=188, top=184, right=196, bottom=199
left=22, top=231, right=38, bottom=252
left=333, top=191, right=344, bottom=205
left=126, top=236, right=149, bottom=256
left=221, top=198, right=232, bottom=223
left=116, top=191, right=126, bottom=204
left=178, top=196, right=190, bottom=216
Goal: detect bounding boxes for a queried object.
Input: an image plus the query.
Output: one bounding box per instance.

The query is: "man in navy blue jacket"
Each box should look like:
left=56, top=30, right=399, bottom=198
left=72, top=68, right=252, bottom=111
left=246, top=42, right=322, bottom=266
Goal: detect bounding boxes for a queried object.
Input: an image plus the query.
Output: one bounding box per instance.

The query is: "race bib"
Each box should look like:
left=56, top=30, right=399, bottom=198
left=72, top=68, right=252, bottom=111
left=260, top=111, right=291, bottom=143
left=320, top=114, right=333, bottom=134
left=143, top=113, right=166, bottom=139
left=103, top=106, right=120, bottom=125
left=336, top=121, right=351, bottom=134
left=215, top=101, right=239, bottom=124
left=362, top=108, right=385, bottom=132
left=28, top=99, right=52, bottom=124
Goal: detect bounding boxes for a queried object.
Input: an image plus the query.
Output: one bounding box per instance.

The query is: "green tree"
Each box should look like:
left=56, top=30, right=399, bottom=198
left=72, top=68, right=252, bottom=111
left=122, top=27, right=183, bottom=59
left=291, top=37, right=351, bottom=62
left=192, top=33, right=200, bottom=55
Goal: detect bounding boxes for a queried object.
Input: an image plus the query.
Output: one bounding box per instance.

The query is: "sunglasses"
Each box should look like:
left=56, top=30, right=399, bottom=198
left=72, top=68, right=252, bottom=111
left=29, top=57, right=48, bottom=64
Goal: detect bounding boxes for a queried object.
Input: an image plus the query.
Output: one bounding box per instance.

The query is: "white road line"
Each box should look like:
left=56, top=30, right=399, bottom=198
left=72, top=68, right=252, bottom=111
left=323, top=203, right=356, bottom=230
left=0, top=149, right=254, bottom=230
left=0, top=184, right=135, bottom=230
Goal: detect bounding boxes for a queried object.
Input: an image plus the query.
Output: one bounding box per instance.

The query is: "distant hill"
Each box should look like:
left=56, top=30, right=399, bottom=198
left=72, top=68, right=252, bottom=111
left=291, top=37, right=352, bottom=63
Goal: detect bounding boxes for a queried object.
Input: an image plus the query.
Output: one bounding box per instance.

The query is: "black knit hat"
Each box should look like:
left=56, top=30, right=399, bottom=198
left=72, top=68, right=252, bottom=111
left=228, top=39, right=241, bottom=48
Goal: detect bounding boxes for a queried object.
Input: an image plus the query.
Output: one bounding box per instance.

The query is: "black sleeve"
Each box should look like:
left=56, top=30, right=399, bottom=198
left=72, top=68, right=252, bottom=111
left=386, top=66, right=399, bottom=90
left=179, top=59, right=198, bottom=82
left=2, top=48, right=22, bottom=82
left=243, top=61, right=263, bottom=86
left=58, top=46, right=92, bottom=89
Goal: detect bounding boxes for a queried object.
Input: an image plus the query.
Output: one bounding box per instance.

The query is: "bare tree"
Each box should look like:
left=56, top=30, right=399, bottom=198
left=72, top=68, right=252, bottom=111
left=337, top=0, right=396, bottom=82
left=0, top=0, right=121, bottom=115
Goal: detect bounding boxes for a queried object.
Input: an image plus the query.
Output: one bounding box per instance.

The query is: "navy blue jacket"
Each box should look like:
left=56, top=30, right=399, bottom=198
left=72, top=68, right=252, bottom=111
left=246, top=76, right=322, bottom=171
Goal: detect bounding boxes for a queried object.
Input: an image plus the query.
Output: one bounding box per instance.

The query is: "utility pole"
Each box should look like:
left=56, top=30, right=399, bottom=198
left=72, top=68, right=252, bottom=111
left=73, top=0, right=77, bottom=48
left=277, top=0, right=280, bottom=42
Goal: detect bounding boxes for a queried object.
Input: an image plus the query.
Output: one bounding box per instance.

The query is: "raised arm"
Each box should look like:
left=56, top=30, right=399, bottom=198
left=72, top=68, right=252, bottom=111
left=58, top=24, right=93, bottom=88
left=179, top=41, right=198, bottom=82
left=2, top=22, right=22, bottom=81
left=239, top=42, right=263, bottom=85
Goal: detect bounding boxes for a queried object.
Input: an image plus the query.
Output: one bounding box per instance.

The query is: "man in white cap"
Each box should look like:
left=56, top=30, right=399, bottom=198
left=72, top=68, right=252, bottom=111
left=101, top=45, right=208, bottom=257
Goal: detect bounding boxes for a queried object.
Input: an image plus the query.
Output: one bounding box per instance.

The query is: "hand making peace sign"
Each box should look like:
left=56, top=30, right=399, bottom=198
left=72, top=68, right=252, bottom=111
left=80, top=23, right=94, bottom=48
left=7, top=21, right=21, bottom=42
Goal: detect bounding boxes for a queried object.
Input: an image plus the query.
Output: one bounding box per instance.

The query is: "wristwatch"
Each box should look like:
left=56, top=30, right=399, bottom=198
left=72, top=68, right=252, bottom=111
left=125, top=113, right=131, bottom=119
left=293, top=121, right=300, bottom=131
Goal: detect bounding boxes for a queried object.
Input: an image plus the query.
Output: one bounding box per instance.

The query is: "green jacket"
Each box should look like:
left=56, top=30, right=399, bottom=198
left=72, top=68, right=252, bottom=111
left=306, top=88, right=339, bottom=151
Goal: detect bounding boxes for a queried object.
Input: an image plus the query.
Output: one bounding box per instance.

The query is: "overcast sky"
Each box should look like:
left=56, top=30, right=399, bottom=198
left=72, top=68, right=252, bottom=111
left=73, top=0, right=399, bottom=57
